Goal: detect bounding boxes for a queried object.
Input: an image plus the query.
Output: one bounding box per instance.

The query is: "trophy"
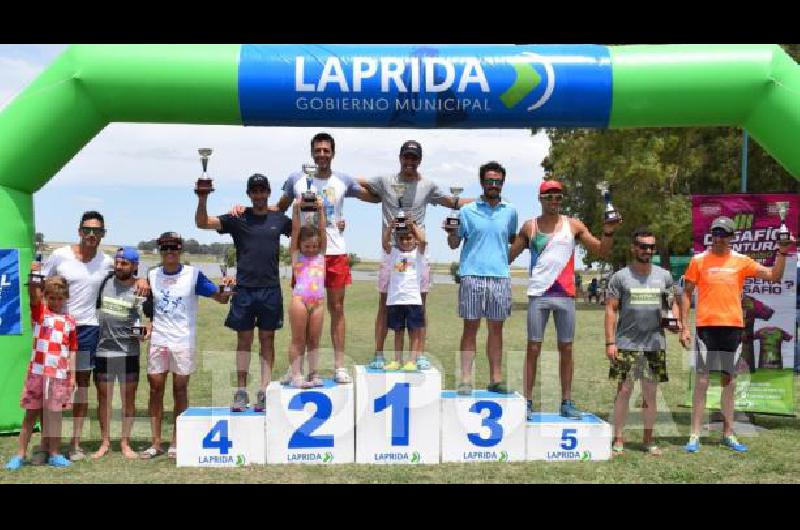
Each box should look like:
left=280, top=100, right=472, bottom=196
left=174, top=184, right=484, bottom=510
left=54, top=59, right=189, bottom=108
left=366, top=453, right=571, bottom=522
left=195, top=148, right=214, bottom=195
left=660, top=288, right=679, bottom=331
left=218, top=256, right=233, bottom=293
left=776, top=201, right=791, bottom=243
left=444, top=186, right=463, bottom=229
left=391, top=183, right=408, bottom=231
left=28, top=240, right=45, bottom=286
left=300, top=163, right=319, bottom=212
left=596, top=181, right=621, bottom=223
left=130, top=296, right=148, bottom=338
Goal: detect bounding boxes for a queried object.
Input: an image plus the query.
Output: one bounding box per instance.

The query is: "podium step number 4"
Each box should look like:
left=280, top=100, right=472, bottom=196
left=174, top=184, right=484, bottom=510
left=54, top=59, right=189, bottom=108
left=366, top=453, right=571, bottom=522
left=177, top=408, right=266, bottom=467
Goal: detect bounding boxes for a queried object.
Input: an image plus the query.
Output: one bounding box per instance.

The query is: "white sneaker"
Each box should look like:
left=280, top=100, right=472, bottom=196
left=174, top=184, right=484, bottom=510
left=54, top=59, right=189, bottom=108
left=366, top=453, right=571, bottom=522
left=334, top=368, right=352, bottom=384
left=280, top=368, right=300, bottom=386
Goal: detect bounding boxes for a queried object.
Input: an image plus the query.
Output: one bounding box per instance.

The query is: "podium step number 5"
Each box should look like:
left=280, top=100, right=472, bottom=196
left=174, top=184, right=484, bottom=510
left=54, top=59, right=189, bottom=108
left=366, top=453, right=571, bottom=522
left=374, top=383, right=410, bottom=446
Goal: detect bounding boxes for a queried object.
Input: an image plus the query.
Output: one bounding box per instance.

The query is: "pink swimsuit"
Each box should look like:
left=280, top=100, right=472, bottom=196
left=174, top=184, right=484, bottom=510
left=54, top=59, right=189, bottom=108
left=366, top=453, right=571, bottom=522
left=293, top=253, right=325, bottom=307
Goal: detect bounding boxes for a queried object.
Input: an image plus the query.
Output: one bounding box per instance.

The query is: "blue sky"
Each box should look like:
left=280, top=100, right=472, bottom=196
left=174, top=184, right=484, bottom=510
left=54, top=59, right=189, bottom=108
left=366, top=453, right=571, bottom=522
left=2, top=44, right=560, bottom=266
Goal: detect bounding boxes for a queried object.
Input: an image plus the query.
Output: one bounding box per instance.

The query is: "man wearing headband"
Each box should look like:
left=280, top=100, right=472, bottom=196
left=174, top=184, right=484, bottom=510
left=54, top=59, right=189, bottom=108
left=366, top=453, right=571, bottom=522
left=92, top=247, right=150, bottom=459
left=681, top=216, right=793, bottom=454
left=508, top=180, right=619, bottom=420
left=140, top=232, right=232, bottom=460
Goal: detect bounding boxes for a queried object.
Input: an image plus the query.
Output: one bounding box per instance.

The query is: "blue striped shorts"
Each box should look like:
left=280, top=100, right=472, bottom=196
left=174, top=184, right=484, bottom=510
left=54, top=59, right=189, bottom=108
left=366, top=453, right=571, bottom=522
left=458, top=276, right=512, bottom=321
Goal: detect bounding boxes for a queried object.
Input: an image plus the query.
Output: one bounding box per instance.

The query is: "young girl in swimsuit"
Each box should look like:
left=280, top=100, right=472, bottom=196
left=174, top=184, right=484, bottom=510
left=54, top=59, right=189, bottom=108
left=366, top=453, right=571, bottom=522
left=288, top=199, right=327, bottom=388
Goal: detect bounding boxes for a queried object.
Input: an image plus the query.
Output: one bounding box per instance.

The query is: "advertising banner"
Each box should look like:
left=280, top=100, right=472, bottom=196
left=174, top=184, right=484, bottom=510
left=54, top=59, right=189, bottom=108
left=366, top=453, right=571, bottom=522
left=0, top=249, right=21, bottom=335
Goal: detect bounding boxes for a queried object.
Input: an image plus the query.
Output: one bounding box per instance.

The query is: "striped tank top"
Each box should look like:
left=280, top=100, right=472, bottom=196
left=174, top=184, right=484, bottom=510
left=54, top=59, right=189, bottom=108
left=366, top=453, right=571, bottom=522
left=527, top=215, right=576, bottom=297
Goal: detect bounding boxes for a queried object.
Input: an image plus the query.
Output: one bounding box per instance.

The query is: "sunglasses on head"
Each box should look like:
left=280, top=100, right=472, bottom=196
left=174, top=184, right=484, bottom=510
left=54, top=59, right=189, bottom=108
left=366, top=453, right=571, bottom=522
left=636, top=243, right=657, bottom=251
left=540, top=193, right=563, bottom=201
left=711, top=229, right=734, bottom=238
left=80, top=226, right=106, bottom=236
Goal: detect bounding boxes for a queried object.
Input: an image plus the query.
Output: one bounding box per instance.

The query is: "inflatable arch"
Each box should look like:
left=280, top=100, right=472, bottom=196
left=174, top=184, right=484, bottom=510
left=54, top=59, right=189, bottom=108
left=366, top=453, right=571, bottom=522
left=1, top=44, right=799, bottom=430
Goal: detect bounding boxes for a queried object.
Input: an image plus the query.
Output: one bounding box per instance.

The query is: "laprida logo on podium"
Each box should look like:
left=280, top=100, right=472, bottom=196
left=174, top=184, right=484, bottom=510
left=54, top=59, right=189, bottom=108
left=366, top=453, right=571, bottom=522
left=288, top=451, right=334, bottom=463
left=374, top=450, right=421, bottom=463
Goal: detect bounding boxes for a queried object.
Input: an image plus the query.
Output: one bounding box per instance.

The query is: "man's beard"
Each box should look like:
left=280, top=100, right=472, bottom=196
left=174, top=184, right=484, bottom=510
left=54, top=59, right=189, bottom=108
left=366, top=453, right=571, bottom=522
left=115, top=271, right=133, bottom=281
left=635, top=255, right=652, bottom=264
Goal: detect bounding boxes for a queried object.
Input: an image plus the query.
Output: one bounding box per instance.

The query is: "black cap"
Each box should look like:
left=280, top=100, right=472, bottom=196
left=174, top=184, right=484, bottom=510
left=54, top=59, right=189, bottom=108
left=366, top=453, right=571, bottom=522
left=400, top=140, right=422, bottom=158
left=247, top=173, right=271, bottom=192
left=157, top=231, right=183, bottom=248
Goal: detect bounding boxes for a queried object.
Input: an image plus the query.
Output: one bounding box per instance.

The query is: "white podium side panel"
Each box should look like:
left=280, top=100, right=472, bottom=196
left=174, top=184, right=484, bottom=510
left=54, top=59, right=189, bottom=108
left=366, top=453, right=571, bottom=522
left=265, top=380, right=355, bottom=464
left=355, top=365, right=441, bottom=464
left=526, top=413, right=612, bottom=461
left=176, top=407, right=266, bottom=467
left=441, top=390, right=526, bottom=463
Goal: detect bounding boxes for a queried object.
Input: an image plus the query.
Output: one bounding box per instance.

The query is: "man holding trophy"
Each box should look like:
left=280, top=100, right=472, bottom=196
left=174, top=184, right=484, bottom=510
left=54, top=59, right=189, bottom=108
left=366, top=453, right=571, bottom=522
left=194, top=148, right=291, bottom=412
left=508, top=179, right=619, bottom=420
left=604, top=228, right=679, bottom=456
left=360, top=140, right=471, bottom=368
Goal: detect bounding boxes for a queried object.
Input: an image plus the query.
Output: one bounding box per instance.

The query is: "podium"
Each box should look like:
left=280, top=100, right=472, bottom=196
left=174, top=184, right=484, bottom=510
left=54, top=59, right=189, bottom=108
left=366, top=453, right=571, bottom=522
left=265, top=379, right=355, bottom=464
left=441, top=390, right=526, bottom=463
left=526, top=413, right=612, bottom=461
left=355, top=365, right=441, bottom=464
left=176, top=407, right=266, bottom=467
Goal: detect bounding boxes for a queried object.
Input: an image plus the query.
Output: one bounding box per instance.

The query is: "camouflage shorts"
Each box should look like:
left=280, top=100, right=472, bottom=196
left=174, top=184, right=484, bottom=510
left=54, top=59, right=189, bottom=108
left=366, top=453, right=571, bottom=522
left=608, top=349, right=668, bottom=384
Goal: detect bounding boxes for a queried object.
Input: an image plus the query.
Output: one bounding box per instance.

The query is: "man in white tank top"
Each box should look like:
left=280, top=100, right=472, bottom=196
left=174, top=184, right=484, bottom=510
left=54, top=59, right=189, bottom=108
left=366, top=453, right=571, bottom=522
left=509, top=180, right=619, bottom=419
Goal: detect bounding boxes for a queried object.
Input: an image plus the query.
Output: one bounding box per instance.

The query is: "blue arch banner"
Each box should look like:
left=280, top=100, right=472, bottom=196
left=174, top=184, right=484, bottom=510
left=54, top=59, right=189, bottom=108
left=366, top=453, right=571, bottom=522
left=238, top=44, right=612, bottom=128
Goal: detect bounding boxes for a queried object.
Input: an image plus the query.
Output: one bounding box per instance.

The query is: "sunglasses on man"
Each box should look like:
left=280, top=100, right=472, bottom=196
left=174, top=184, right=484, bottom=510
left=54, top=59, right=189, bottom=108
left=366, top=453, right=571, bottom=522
left=539, top=193, right=563, bottom=201
left=711, top=228, right=734, bottom=238
left=483, top=177, right=504, bottom=187
left=159, top=245, right=182, bottom=252
left=635, top=242, right=657, bottom=251
left=79, top=226, right=106, bottom=236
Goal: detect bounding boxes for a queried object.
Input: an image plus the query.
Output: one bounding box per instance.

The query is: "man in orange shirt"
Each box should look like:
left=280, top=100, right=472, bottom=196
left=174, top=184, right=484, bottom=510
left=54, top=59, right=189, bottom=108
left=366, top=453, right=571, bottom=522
left=680, top=216, right=793, bottom=453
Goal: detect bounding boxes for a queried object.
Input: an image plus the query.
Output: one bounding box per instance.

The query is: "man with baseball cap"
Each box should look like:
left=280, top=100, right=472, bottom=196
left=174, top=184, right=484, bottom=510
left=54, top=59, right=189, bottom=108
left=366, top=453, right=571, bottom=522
left=360, top=139, right=472, bottom=369
left=509, top=179, right=619, bottom=419
left=680, top=216, right=793, bottom=453
left=195, top=173, right=291, bottom=412
left=92, top=246, right=151, bottom=459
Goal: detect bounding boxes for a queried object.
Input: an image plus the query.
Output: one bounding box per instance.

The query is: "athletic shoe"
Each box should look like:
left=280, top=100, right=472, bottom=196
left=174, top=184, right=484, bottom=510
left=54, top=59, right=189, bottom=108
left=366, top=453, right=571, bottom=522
left=231, top=390, right=249, bottom=412
left=457, top=382, right=473, bottom=396
left=4, top=455, right=24, bottom=470
left=416, top=356, right=431, bottom=370
left=334, top=368, right=352, bottom=384
left=48, top=454, right=72, bottom=468
left=280, top=369, right=294, bottom=386
left=254, top=390, right=266, bottom=412
left=685, top=434, right=701, bottom=453
left=560, top=400, right=586, bottom=419
left=384, top=361, right=402, bottom=371
left=68, top=447, right=86, bottom=461
left=368, top=354, right=386, bottom=370
left=401, top=361, right=417, bottom=372
left=722, top=435, right=748, bottom=453
left=487, top=381, right=511, bottom=394
left=526, top=400, right=536, bottom=421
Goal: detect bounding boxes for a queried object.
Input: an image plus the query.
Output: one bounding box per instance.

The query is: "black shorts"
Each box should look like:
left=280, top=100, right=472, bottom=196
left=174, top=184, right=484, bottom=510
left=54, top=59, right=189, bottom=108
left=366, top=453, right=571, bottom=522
left=94, top=355, right=140, bottom=384
left=387, top=305, right=425, bottom=331
left=225, top=286, right=284, bottom=332
left=695, top=326, right=743, bottom=375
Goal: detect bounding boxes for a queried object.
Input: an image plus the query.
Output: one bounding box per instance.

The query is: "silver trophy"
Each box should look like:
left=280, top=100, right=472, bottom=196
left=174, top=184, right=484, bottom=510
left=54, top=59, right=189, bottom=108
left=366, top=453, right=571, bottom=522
left=300, top=163, right=319, bottom=212
left=28, top=240, right=45, bottom=286
left=597, top=181, right=621, bottom=223
left=445, top=186, right=463, bottom=229
left=776, top=201, right=791, bottom=243
left=130, top=296, right=148, bottom=338
left=218, top=256, right=233, bottom=293
left=195, top=148, right=214, bottom=195
left=660, top=288, right=679, bottom=331
left=391, top=183, right=409, bottom=231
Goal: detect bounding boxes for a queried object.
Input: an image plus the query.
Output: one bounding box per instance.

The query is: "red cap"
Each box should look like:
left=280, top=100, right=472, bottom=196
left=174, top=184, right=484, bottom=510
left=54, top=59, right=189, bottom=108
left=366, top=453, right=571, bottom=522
left=539, top=180, right=563, bottom=194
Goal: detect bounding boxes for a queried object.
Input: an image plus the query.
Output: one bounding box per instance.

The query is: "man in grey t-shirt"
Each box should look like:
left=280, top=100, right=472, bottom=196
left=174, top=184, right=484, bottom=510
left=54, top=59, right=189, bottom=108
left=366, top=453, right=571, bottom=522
left=604, top=227, right=681, bottom=456
left=359, top=140, right=470, bottom=368
left=93, top=247, right=149, bottom=459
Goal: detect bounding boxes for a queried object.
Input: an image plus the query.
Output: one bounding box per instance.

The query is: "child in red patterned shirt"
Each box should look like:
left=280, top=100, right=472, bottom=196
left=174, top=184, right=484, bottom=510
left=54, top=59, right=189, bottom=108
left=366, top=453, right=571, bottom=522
left=5, top=271, right=77, bottom=470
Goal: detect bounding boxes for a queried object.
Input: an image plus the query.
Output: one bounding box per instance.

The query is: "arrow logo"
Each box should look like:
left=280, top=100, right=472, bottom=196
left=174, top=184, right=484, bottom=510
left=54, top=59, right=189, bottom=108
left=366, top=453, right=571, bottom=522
left=236, top=454, right=246, bottom=466
left=499, top=451, right=509, bottom=462
left=499, top=63, right=541, bottom=109
left=411, top=451, right=421, bottom=464
left=580, top=451, right=591, bottom=461
left=323, top=452, right=333, bottom=463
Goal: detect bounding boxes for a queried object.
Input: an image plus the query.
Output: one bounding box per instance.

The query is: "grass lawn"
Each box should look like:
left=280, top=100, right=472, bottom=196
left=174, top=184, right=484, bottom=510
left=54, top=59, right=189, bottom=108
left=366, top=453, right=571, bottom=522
left=2, top=280, right=799, bottom=483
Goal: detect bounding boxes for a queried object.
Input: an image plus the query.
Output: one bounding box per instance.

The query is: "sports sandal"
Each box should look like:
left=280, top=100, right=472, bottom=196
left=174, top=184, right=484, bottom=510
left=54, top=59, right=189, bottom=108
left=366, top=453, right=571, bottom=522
left=139, top=446, right=165, bottom=460
left=307, top=372, right=324, bottom=387
left=167, top=446, right=177, bottom=459
left=290, top=376, right=311, bottom=389
left=334, top=368, right=352, bottom=384
left=612, top=442, right=625, bottom=456
left=68, top=447, right=86, bottom=462
left=487, top=381, right=511, bottom=394
left=457, top=382, right=473, bottom=396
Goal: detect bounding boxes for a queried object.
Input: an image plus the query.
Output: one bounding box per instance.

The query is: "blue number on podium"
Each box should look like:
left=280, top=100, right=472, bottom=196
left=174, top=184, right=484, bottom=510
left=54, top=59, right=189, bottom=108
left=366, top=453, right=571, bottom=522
left=288, top=392, right=334, bottom=449
left=202, top=420, right=233, bottom=455
left=374, top=383, right=410, bottom=446
left=560, top=428, right=578, bottom=450
left=467, top=401, right=503, bottom=447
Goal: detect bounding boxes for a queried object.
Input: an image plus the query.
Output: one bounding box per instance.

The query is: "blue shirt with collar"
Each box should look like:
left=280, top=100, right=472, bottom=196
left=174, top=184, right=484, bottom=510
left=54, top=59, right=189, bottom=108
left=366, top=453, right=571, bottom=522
left=457, top=197, right=518, bottom=278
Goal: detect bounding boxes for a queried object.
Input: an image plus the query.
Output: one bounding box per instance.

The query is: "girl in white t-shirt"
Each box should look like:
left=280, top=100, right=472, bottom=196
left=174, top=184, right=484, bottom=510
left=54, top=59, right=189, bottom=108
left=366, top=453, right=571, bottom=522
left=381, top=220, right=430, bottom=371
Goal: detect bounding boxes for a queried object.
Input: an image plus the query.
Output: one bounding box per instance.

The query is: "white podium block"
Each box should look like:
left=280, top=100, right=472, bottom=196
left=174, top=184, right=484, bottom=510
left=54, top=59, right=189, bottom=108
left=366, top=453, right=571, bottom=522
left=265, top=379, right=355, bottom=464
left=176, top=407, right=266, bottom=467
left=355, top=365, right=441, bottom=464
left=526, top=413, right=612, bottom=461
left=441, top=390, right=526, bottom=463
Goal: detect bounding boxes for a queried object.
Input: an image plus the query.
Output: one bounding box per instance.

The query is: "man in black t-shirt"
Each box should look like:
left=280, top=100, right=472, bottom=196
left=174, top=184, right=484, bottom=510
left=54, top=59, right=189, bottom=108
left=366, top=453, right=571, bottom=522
left=195, top=173, right=291, bottom=412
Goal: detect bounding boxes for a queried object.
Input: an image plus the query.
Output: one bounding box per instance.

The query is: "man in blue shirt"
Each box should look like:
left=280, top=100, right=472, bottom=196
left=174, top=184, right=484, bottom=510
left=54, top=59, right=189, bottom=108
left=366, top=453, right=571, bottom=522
left=445, top=161, right=518, bottom=394
left=195, top=173, right=292, bottom=412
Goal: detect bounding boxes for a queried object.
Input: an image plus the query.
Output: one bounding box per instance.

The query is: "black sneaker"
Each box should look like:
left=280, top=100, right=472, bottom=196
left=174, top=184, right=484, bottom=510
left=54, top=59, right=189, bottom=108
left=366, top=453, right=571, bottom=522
left=254, top=390, right=266, bottom=412
left=231, top=390, right=249, bottom=412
